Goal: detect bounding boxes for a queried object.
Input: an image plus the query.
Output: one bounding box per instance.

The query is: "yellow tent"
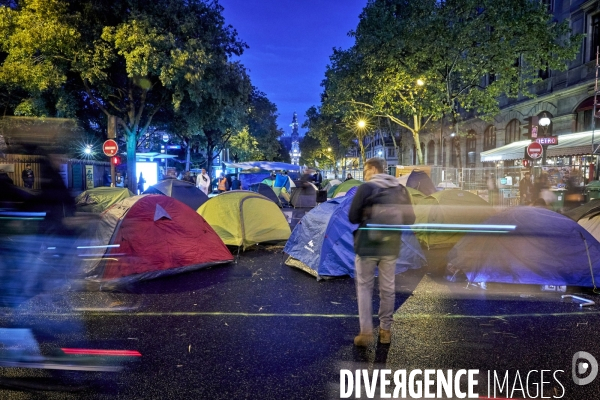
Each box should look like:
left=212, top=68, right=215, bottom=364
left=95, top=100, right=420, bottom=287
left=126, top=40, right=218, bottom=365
left=197, top=191, right=291, bottom=249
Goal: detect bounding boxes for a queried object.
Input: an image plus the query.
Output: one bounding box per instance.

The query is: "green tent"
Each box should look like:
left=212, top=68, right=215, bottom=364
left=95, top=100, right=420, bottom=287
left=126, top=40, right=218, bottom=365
left=413, top=189, right=495, bottom=249
left=75, top=187, right=134, bottom=213
left=197, top=191, right=291, bottom=249
left=332, top=179, right=362, bottom=198
left=406, top=187, right=427, bottom=205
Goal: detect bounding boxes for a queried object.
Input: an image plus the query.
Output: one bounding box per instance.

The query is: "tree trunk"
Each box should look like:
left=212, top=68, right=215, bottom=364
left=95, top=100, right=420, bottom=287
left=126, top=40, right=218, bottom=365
left=451, top=110, right=463, bottom=169
left=185, top=139, right=191, bottom=172
left=126, top=132, right=137, bottom=193
left=412, top=115, right=424, bottom=165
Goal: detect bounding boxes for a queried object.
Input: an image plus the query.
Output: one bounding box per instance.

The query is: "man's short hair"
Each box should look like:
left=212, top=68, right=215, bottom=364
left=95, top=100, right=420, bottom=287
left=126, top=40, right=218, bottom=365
left=364, top=157, right=386, bottom=174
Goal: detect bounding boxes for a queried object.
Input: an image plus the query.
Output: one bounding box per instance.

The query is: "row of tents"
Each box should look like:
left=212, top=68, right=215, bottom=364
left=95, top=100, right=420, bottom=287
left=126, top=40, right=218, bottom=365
left=25, top=165, right=600, bottom=291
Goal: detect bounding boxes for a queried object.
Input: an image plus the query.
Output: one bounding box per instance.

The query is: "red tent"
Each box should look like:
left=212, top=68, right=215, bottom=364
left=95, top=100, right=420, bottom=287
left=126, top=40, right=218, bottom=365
left=79, top=195, right=232, bottom=284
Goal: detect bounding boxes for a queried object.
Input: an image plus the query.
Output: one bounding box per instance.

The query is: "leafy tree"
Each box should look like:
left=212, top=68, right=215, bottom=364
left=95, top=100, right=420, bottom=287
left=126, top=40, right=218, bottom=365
left=229, top=127, right=263, bottom=161
left=324, top=0, right=581, bottom=166
left=0, top=0, right=247, bottom=191
left=303, top=105, right=352, bottom=173
left=245, top=88, right=283, bottom=161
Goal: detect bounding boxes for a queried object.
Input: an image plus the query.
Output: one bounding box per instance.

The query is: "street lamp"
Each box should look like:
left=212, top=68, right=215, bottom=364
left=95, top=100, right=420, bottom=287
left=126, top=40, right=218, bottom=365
left=357, top=119, right=366, bottom=129
left=539, top=113, right=551, bottom=165
left=416, top=78, right=425, bottom=86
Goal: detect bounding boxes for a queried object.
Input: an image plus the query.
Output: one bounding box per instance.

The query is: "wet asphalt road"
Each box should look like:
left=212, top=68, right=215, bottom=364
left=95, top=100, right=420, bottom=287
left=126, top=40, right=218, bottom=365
left=0, top=245, right=599, bottom=399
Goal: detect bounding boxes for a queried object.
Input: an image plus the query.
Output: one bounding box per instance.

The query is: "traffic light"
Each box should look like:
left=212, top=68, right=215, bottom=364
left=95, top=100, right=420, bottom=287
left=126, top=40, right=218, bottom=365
left=527, top=116, right=539, bottom=139
left=111, top=156, right=121, bottom=166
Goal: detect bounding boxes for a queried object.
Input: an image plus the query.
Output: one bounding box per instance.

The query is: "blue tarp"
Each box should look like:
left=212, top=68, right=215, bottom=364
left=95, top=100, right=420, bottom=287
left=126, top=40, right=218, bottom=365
left=275, top=174, right=292, bottom=191
left=447, top=207, right=600, bottom=287
left=239, top=173, right=270, bottom=190
left=284, top=193, right=426, bottom=278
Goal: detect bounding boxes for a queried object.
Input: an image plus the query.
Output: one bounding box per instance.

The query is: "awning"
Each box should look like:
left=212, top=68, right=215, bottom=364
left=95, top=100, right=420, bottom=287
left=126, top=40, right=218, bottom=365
left=545, top=130, right=598, bottom=157
left=480, top=130, right=600, bottom=162
left=224, top=161, right=302, bottom=171
left=480, top=139, right=530, bottom=162
left=136, top=152, right=178, bottom=161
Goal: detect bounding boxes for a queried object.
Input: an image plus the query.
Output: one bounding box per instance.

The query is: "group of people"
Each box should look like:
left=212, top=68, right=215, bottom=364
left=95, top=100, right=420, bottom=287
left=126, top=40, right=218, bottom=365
left=518, top=171, right=552, bottom=206
left=195, top=170, right=241, bottom=195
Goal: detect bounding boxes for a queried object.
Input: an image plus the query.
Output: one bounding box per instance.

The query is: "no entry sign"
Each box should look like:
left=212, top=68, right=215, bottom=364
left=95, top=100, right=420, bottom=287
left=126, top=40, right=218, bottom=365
left=103, top=139, right=119, bottom=157
left=526, top=142, right=543, bottom=159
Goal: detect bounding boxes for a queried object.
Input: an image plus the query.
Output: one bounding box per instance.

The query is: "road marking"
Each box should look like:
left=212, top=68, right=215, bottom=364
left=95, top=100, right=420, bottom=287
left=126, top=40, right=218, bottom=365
left=18, top=310, right=600, bottom=318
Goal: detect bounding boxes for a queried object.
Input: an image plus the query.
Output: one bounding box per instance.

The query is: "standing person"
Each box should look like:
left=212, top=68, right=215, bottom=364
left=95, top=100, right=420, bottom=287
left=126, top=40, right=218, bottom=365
left=137, top=172, right=146, bottom=195
left=230, top=175, right=241, bottom=190
left=348, top=158, right=415, bottom=347
left=22, top=164, right=34, bottom=188
left=345, top=173, right=353, bottom=181
left=196, top=168, right=210, bottom=195
left=217, top=173, right=229, bottom=193
left=314, top=169, right=323, bottom=189
left=519, top=171, right=533, bottom=205
left=487, top=173, right=497, bottom=206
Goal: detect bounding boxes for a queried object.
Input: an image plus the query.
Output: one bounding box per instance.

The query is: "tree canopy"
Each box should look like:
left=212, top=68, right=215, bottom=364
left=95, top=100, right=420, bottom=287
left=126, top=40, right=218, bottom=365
left=321, top=0, right=581, bottom=166
left=0, top=0, right=280, bottom=189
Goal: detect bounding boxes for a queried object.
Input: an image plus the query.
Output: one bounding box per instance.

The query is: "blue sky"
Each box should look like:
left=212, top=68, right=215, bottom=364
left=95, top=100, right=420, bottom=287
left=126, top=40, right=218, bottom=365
left=218, top=0, right=366, bottom=136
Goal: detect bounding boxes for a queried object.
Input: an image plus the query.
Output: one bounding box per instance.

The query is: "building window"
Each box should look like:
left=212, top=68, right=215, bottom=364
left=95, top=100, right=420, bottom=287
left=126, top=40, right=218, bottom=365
left=427, top=140, right=435, bottom=164
left=591, top=14, right=600, bottom=62
left=387, top=147, right=396, bottom=158
left=541, top=0, right=553, bottom=13
left=505, top=119, right=520, bottom=144
left=483, top=126, right=496, bottom=151
left=466, top=131, right=476, bottom=168
left=575, top=97, right=597, bottom=132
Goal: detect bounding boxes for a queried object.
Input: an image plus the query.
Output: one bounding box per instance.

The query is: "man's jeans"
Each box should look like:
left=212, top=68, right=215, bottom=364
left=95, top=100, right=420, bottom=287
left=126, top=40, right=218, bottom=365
left=355, top=254, right=397, bottom=334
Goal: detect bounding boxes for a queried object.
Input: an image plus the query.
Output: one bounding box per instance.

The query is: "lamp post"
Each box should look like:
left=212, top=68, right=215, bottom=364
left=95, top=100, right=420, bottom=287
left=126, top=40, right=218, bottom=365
left=539, top=113, right=551, bottom=166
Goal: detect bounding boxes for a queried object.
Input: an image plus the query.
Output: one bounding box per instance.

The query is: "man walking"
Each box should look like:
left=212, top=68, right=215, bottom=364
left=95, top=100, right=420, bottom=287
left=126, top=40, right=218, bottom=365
left=348, top=158, right=415, bottom=346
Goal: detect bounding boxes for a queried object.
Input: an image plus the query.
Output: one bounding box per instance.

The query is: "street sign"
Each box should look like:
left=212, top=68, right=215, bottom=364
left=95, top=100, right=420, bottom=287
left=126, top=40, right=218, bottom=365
left=535, top=137, right=558, bottom=145
left=103, top=139, right=119, bottom=157
left=526, top=142, right=543, bottom=159
left=166, top=145, right=181, bottom=150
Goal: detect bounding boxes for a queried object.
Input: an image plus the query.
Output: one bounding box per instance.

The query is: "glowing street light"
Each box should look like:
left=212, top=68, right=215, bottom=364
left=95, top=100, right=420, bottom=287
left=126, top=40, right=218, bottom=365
left=357, top=119, right=366, bottom=129
left=84, top=144, right=92, bottom=155
left=416, top=79, right=425, bottom=86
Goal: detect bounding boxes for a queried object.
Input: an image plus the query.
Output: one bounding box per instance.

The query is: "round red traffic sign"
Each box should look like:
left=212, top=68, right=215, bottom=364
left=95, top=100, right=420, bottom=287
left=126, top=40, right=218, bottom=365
left=526, top=142, right=543, bottom=159
left=103, top=139, right=119, bottom=157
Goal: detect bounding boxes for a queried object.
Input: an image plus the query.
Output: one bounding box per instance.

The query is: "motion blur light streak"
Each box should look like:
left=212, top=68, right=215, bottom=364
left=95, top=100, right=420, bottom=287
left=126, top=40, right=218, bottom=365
left=76, top=244, right=120, bottom=249
left=363, top=223, right=516, bottom=234
left=61, top=348, right=142, bottom=357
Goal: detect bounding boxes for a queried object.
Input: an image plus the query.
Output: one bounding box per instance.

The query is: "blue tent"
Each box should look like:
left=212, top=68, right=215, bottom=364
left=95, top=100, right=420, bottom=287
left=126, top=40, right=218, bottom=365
left=447, top=207, right=600, bottom=287
left=284, top=194, right=426, bottom=279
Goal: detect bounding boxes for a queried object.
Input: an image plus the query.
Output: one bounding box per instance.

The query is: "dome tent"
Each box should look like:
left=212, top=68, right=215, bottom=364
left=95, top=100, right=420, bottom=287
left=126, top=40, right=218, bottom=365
left=397, top=170, right=437, bottom=196
left=78, top=195, right=232, bottom=285
left=414, top=189, right=494, bottom=249
left=284, top=194, right=426, bottom=279
left=197, top=191, right=291, bottom=249
left=332, top=179, right=361, bottom=198
left=75, top=187, right=134, bottom=213
left=447, top=207, right=600, bottom=287
left=249, top=182, right=283, bottom=207
left=143, top=179, right=208, bottom=211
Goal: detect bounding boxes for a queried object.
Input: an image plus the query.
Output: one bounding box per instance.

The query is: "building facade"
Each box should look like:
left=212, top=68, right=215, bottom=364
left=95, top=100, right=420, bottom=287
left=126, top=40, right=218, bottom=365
left=393, top=0, right=600, bottom=184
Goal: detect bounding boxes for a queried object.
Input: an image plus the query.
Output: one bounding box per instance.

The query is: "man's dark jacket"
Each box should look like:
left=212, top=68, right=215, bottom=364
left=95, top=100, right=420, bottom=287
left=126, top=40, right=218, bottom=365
left=348, top=174, right=415, bottom=257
